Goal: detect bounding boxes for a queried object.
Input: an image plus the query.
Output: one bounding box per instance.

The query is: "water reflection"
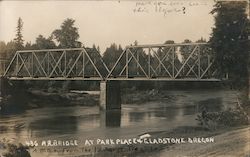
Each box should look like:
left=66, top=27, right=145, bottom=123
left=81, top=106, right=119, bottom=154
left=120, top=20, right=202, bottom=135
left=29, top=116, right=78, bottom=136
left=0, top=90, right=237, bottom=148
left=100, top=110, right=121, bottom=127
left=0, top=94, right=29, bottom=115
left=197, top=98, right=223, bottom=112
left=128, top=112, right=146, bottom=122
left=183, top=106, right=196, bottom=115
left=154, top=107, right=179, bottom=120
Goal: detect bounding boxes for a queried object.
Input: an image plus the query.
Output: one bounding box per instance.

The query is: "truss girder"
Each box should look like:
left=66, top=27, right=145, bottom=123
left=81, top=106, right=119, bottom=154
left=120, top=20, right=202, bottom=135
left=3, top=43, right=219, bottom=81
left=3, top=48, right=109, bottom=80
left=107, top=43, right=218, bottom=80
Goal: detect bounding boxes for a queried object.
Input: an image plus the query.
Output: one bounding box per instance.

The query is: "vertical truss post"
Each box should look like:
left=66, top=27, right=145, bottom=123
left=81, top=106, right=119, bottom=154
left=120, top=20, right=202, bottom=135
left=159, top=47, right=161, bottom=74
left=208, top=54, right=210, bottom=76
left=172, top=47, right=175, bottom=78
left=32, top=52, right=34, bottom=77
left=148, top=48, right=151, bottom=78
left=82, top=50, right=85, bottom=78
left=16, top=53, right=19, bottom=76
left=64, top=51, right=67, bottom=77
left=198, top=46, right=201, bottom=79
left=47, top=52, right=50, bottom=75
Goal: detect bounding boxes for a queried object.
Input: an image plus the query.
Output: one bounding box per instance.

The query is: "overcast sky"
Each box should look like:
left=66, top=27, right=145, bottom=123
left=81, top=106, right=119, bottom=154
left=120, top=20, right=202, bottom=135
left=0, top=0, right=215, bottom=52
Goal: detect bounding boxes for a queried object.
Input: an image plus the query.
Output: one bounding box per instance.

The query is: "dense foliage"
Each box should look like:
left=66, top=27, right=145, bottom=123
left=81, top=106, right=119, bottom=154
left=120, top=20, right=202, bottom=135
left=52, top=18, right=82, bottom=48
left=210, top=1, right=250, bottom=88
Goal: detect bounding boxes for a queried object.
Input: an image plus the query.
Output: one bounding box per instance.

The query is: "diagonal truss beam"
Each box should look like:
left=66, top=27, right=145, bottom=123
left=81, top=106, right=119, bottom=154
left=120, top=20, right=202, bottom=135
left=174, top=46, right=198, bottom=78
left=127, top=49, right=149, bottom=78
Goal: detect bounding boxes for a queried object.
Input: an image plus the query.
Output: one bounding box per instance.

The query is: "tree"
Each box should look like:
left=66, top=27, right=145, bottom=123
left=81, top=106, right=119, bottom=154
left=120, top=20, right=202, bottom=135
left=52, top=18, right=82, bottom=91
left=196, top=37, right=206, bottom=43
left=52, top=18, right=81, bottom=48
left=14, top=17, right=24, bottom=50
left=0, top=41, right=7, bottom=59
left=103, top=43, right=123, bottom=69
left=0, top=41, right=7, bottom=74
left=24, top=42, right=36, bottom=50
left=210, top=1, right=249, bottom=88
left=34, top=35, right=56, bottom=49
left=162, top=40, right=175, bottom=58
left=5, top=41, right=16, bottom=60
left=180, top=39, right=193, bottom=61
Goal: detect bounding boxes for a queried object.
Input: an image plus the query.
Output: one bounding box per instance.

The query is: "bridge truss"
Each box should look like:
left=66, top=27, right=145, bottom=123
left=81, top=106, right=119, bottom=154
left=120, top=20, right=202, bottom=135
left=107, top=43, right=219, bottom=81
left=3, top=43, right=220, bottom=81
left=3, top=48, right=109, bottom=80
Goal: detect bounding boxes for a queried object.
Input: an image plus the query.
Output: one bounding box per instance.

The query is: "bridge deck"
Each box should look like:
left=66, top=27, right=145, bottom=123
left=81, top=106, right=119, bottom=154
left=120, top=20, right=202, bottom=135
left=6, top=76, right=221, bottom=82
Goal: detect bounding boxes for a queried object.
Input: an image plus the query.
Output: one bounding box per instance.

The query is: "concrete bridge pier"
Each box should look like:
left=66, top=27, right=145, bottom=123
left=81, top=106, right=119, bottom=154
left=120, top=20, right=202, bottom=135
left=100, top=81, right=121, bottom=110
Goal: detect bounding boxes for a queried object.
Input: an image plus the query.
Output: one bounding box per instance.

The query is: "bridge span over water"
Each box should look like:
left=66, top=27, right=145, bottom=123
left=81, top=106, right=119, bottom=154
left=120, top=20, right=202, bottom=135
left=3, top=43, right=219, bottom=81
left=1, top=43, right=221, bottom=109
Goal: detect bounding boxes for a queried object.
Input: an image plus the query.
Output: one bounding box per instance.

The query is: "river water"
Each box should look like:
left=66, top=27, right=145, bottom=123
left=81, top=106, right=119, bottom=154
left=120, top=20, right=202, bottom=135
left=0, top=90, right=237, bottom=156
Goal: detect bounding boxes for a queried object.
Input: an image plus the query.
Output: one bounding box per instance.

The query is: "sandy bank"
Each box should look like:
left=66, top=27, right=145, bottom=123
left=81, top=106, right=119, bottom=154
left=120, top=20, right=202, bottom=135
left=152, top=126, right=250, bottom=157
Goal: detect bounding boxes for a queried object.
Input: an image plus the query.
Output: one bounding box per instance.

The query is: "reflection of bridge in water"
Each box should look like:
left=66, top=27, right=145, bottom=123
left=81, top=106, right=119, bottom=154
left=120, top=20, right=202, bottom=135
left=1, top=43, right=221, bottom=110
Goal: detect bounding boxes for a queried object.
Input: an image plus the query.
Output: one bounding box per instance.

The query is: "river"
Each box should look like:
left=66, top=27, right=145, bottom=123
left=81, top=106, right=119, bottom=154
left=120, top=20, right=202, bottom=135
left=0, top=89, right=238, bottom=157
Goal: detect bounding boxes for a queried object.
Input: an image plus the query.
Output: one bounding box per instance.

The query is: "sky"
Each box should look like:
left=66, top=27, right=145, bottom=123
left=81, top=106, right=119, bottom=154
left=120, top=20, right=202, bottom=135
left=0, top=0, right=215, bottom=53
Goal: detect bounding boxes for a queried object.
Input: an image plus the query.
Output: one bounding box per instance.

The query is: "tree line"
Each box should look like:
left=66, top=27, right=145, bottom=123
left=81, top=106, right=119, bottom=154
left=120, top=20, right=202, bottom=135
left=0, top=17, right=207, bottom=75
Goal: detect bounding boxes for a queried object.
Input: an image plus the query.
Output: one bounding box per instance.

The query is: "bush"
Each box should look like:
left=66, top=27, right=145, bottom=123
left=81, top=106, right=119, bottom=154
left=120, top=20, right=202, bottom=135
left=196, top=105, right=249, bottom=129
left=2, top=143, right=31, bottom=157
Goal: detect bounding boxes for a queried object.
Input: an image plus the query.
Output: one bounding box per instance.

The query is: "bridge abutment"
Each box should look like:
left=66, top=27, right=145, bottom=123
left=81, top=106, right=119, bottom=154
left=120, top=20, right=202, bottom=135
left=100, top=81, right=121, bottom=110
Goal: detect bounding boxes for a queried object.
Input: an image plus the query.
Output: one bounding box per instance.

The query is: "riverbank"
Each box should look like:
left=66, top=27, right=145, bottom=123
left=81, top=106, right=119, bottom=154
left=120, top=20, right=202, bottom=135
left=155, top=126, right=250, bottom=157
left=0, top=89, right=100, bottom=111
left=1, top=88, right=178, bottom=111
left=28, top=89, right=99, bottom=107
left=1, top=125, right=249, bottom=157
left=83, top=125, right=250, bottom=157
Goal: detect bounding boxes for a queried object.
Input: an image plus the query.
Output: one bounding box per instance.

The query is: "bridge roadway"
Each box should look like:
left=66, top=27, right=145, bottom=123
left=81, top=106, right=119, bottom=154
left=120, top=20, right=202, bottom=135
left=0, top=43, right=221, bottom=110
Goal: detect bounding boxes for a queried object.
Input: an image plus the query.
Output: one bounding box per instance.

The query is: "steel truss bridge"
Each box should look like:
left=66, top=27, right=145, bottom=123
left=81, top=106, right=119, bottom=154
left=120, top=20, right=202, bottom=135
left=2, top=43, right=220, bottom=81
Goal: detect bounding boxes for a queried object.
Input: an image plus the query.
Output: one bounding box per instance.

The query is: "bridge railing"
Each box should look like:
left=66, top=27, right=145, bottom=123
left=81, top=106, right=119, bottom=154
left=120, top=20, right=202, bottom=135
left=3, top=48, right=110, bottom=80
left=107, top=43, right=218, bottom=80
